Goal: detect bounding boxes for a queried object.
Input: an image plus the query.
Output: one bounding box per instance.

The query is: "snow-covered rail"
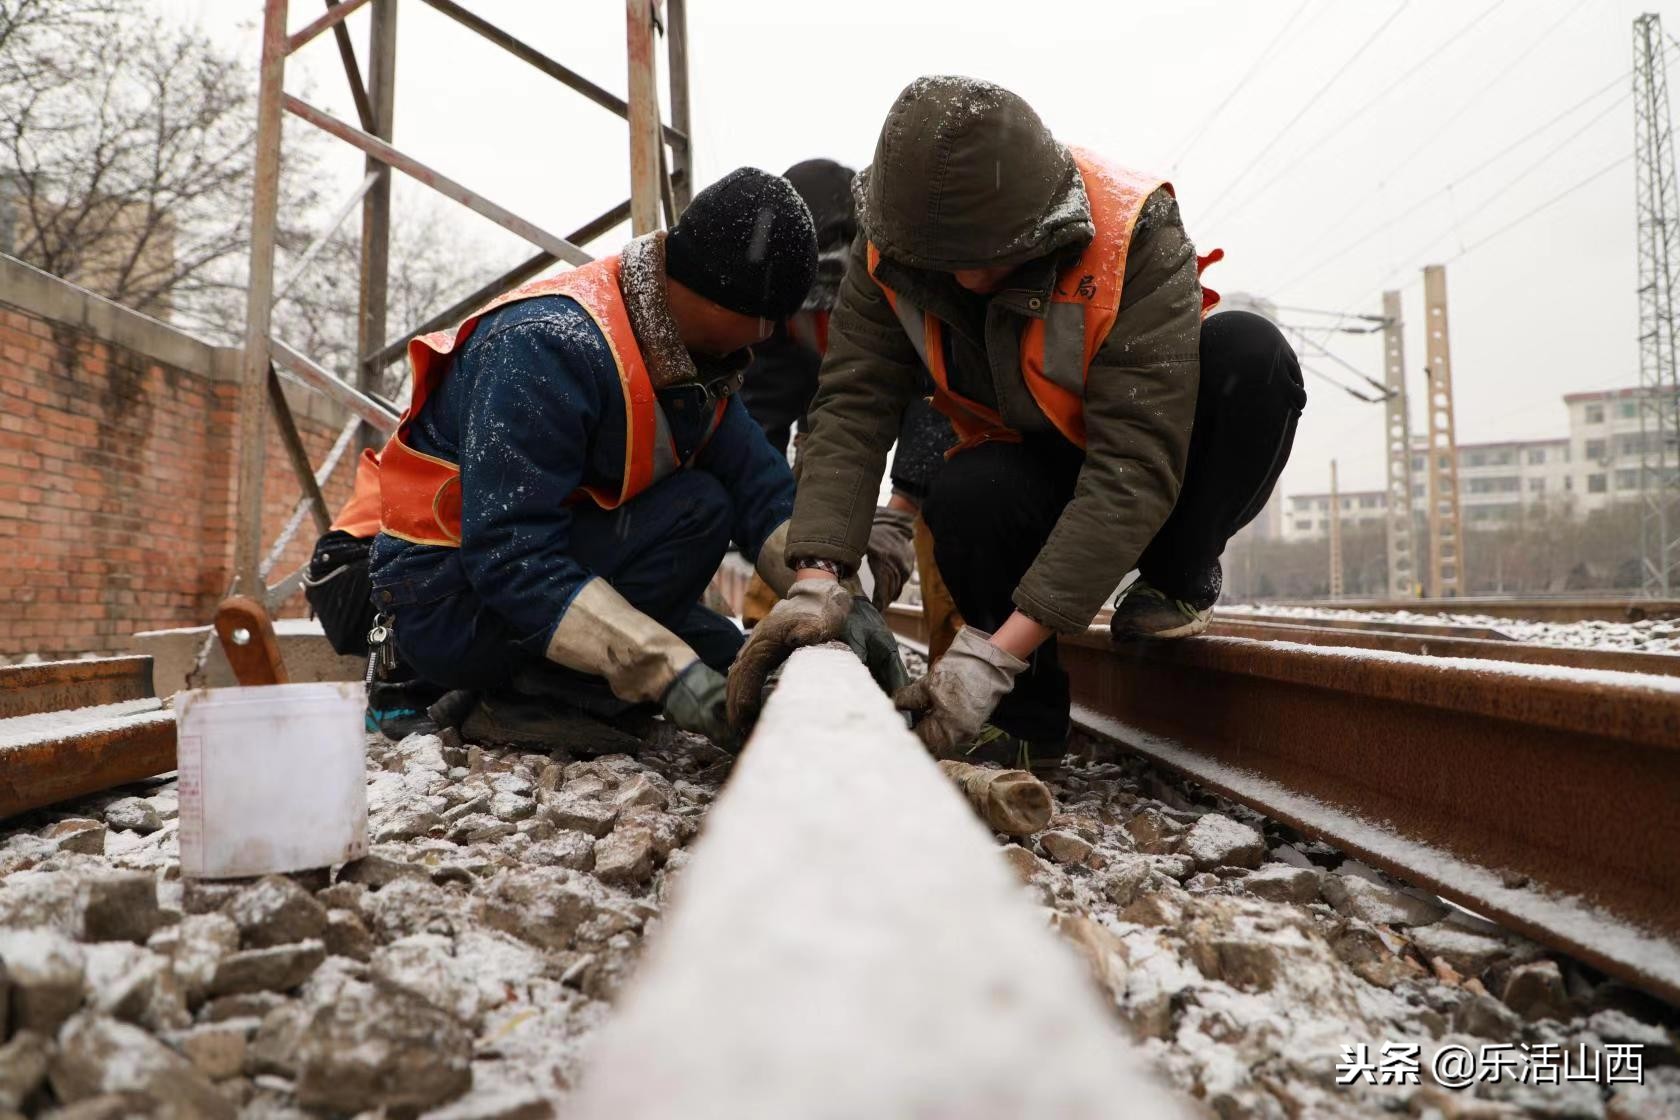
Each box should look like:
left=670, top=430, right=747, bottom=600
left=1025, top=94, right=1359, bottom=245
left=0, top=656, right=175, bottom=818
left=885, top=607, right=1680, bottom=1007
left=574, top=646, right=1188, bottom=1119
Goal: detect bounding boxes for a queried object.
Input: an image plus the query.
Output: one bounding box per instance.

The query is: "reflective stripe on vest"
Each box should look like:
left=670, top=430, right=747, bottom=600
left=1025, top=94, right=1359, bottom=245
left=377, top=255, right=726, bottom=548
left=867, top=147, right=1222, bottom=452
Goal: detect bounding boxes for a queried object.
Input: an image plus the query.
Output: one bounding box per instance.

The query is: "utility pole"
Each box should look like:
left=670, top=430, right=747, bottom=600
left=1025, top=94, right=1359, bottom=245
left=1381, top=290, right=1417, bottom=598
left=356, top=0, right=397, bottom=449
left=1422, top=264, right=1464, bottom=598
left=626, top=0, right=663, bottom=235
left=1329, top=460, right=1344, bottom=600
left=1633, top=13, right=1680, bottom=596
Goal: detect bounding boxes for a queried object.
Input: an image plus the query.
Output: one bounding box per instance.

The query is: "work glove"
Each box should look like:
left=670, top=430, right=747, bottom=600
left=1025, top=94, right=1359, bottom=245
left=893, top=625, right=1028, bottom=756
left=726, top=580, right=911, bottom=734
left=661, top=660, right=734, bottom=748
left=865, top=505, right=917, bottom=611
left=545, top=578, right=699, bottom=704
left=844, top=597, right=911, bottom=697
left=726, top=579, right=853, bottom=732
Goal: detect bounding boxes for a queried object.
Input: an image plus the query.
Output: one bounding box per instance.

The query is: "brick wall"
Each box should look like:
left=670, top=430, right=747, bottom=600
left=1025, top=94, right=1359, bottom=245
left=0, top=257, right=358, bottom=660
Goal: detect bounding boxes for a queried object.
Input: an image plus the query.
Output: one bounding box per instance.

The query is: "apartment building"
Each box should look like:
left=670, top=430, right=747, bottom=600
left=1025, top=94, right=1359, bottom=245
left=1282, top=386, right=1676, bottom=541
left=1283, top=489, right=1389, bottom=541
left=1565, top=388, right=1677, bottom=514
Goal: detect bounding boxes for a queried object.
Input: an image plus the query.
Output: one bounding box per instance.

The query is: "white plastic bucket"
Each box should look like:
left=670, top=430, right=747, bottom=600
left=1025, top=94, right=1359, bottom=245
left=175, top=682, right=369, bottom=879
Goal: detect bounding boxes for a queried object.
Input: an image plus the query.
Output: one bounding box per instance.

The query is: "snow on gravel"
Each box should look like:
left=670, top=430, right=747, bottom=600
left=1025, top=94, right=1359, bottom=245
left=1226, top=603, right=1680, bottom=655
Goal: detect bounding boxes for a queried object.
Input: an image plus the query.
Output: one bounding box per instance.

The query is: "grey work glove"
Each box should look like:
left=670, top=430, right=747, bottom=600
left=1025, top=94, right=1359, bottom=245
left=727, top=579, right=853, bottom=733
left=726, top=580, right=913, bottom=735
left=865, top=506, right=917, bottom=611
left=662, top=660, right=734, bottom=748
left=893, top=625, right=1028, bottom=756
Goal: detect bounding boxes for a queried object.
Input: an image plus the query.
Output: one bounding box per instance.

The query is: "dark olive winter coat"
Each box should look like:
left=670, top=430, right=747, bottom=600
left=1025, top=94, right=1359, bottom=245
left=786, top=77, right=1205, bottom=632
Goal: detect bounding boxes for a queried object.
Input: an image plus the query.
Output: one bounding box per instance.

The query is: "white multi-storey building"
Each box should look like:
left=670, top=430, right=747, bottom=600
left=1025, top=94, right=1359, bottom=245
left=1282, top=489, right=1388, bottom=541
left=1564, top=388, right=1677, bottom=514
left=1280, top=386, right=1676, bottom=541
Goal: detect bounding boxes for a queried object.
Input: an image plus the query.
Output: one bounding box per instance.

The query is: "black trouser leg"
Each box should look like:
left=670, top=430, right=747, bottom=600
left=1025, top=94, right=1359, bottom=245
left=1137, top=310, right=1306, bottom=607
left=920, top=438, right=1084, bottom=743
left=395, top=469, right=740, bottom=700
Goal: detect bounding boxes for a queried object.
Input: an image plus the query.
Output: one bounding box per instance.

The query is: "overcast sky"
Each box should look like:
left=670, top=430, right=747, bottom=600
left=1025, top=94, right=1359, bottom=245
left=156, top=0, right=1680, bottom=500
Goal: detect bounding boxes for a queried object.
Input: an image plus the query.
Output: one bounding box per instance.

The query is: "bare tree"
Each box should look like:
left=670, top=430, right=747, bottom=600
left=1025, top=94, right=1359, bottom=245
left=0, top=0, right=321, bottom=326
left=0, top=0, right=512, bottom=381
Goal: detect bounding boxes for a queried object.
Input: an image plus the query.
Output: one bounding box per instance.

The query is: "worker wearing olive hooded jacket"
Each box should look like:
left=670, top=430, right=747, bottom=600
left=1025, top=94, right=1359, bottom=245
left=728, top=76, right=1305, bottom=767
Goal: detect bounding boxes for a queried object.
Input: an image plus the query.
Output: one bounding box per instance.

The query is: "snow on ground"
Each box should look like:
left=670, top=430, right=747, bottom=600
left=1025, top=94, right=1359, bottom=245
left=1225, top=603, right=1680, bottom=655
left=1, top=659, right=1676, bottom=1117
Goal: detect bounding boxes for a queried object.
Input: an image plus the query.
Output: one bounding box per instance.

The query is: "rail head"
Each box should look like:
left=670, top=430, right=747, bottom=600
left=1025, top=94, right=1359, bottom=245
left=0, top=656, right=157, bottom=719
left=1077, top=631, right=1680, bottom=749
left=573, top=646, right=1188, bottom=1118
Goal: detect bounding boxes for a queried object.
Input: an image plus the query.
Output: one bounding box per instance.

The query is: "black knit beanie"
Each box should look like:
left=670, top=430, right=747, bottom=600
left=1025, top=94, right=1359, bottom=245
left=665, top=167, right=817, bottom=320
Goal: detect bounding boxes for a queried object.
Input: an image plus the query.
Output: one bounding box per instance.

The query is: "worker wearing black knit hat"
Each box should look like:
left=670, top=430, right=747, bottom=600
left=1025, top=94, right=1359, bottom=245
left=666, top=166, right=818, bottom=321
left=364, top=165, right=907, bottom=755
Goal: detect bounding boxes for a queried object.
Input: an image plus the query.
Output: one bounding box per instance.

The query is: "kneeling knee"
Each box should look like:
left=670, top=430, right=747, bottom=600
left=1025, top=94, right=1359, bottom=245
left=1201, top=310, right=1306, bottom=410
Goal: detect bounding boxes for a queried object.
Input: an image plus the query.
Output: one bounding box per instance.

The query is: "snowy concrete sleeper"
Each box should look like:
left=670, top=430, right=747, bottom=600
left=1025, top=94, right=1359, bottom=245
left=574, top=646, right=1187, bottom=1119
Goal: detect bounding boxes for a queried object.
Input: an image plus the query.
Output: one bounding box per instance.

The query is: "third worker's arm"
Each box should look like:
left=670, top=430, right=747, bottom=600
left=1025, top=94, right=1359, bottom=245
left=1012, top=187, right=1203, bottom=634
left=693, top=395, right=797, bottom=595
left=726, top=235, right=925, bottom=731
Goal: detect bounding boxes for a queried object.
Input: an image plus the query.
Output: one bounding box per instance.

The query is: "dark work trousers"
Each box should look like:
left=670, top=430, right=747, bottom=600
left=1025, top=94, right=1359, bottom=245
left=391, top=469, right=743, bottom=712
left=920, top=310, right=1305, bottom=742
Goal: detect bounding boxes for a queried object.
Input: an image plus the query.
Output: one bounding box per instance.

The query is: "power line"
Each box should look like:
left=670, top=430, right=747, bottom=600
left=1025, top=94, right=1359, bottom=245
left=1211, top=0, right=1513, bottom=228
left=1446, top=151, right=1632, bottom=262
left=1169, top=0, right=1320, bottom=174
left=1282, top=323, right=1393, bottom=398
left=1199, top=1, right=1413, bottom=224
left=1295, top=149, right=1631, bottom=349
left=1299, top=0, right=1597, bottom=252
left=1442, top=94, right=1628, bottom=240
left=1268, top=56, right=1644, bottom=296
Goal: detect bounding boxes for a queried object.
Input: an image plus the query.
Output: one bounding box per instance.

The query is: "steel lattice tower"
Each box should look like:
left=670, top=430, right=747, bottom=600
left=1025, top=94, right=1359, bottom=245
left=1634, top=13, right=1680, bottom=597
left=1422, top=265, right=1464, bottom=598
left=1381, top=291, right=1417, bottom=598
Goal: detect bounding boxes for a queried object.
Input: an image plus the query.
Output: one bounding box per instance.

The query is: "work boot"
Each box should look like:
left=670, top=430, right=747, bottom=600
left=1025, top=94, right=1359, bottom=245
left=1109, top=578, right=1213, bottom=640
left=366, top=677, right=441, bottom=741
left=460, top=692, right=646, bottom=758
left=959, top=724, right=1067, bottom=780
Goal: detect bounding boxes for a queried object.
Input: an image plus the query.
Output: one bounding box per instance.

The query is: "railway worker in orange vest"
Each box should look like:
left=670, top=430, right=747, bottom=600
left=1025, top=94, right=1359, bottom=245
left=729, top=77, right=1306, bottom=772
left=366, top=168, right=900, bottom=749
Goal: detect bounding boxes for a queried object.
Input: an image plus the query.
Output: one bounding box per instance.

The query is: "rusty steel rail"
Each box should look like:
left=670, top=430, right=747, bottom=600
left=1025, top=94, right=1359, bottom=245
left=885, top=606, right=1680, bottom=1004
left=0, top=655, right=177, bottom=819
left=892, top=605, right=1680, bottom=678
left=0, top=657, right=157, bottom=719
left=0, top=709, right=177, bottom=819
left=1220, top=613, right=1516, bottom=642
left=1210, top=617, right=1680, bottom=678
left=1255, top=595, right=1680, bottom=623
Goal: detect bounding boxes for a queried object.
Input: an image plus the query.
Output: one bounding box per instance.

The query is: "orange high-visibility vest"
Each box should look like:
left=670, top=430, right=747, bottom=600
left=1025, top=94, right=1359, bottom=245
left=328, top=448, right=384, bottom=539
left=378, top=255, right=727, bottom=548
left=867, top=147, right=1222, bottom=452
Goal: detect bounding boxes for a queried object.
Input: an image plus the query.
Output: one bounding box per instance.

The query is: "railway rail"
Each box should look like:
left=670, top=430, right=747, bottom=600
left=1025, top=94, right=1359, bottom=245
left=1254, top=595, right=1680, bottom=623
left=10, top=606, right=1680, bottom=1010
left=0, top=657, right=177, bottom=819
left=887, top=605, right=1680, bottom=1006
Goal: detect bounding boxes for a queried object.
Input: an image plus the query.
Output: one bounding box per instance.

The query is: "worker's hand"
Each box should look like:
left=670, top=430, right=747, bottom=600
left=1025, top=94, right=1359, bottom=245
left=727, top=578, right=854, bottom=732
left=842, top=597, right=911, bottom=697
left=893, top=625, right=1028, bottom=756
left=865, top=506, right=917, bottom=611
left=661, top=660, right=735, bottom=748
